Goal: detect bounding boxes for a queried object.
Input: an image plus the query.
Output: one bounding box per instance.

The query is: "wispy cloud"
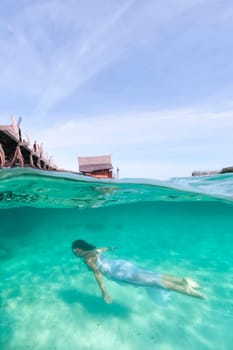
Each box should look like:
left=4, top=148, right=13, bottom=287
left=33, top=106, right=233, bottom=178
left=0, top=0, right=213, bottom=116
left=33, top=0, right=138, bottom=115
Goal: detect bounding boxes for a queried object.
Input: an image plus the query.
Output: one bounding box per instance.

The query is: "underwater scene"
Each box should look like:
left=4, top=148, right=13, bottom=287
left=0, top=168, right=233, bottom=350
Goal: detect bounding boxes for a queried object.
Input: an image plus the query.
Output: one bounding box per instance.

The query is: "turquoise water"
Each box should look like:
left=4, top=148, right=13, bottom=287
left=1, top=168, right=233, bottom=350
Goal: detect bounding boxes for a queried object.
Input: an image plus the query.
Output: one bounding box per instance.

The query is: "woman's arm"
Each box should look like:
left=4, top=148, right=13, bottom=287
left=93, top=269, right=112, bottom=304
left=85, top=255, right=112, bottom=304
left=96, top=246, right=117, bottom=253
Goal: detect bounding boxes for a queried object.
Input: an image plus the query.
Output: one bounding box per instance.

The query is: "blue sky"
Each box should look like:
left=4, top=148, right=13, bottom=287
left=0, top=0, right=233, bottom=179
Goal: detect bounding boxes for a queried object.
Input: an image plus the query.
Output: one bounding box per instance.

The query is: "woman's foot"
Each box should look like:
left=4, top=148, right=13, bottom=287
left=185, top=285, right=205, bottom=299
left=183, top=279, right=204, bottom=299
left=184, top=277, right=201, bottom=290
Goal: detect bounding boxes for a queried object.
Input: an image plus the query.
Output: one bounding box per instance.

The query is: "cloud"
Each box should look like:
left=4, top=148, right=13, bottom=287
left=32, top=106, right=233, bottom=178
left=36, top=107, right=233, bottom=146
left=0, top=0, right=212, bottom=116
left=33, top=0, right=209, bottom=116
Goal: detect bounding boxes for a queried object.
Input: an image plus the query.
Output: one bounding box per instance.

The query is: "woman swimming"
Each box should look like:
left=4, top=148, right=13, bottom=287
left=71, top=239, right=204, bottom=304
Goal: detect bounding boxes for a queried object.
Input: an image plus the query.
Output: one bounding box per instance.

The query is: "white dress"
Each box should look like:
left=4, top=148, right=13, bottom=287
left=96, top=253, right=171, bottom=304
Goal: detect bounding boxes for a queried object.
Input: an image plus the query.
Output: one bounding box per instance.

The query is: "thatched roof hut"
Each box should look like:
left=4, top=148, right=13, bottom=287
left=78, top=155, right=113, bottom=178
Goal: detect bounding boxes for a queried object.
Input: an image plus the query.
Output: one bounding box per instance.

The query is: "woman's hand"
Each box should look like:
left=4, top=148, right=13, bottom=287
left=96, top=246, right=118, bottom=253
left=102, top=291, right=112, bottom=304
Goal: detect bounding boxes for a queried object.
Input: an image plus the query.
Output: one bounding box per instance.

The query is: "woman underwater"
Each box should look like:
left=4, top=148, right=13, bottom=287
left=72, top=239, right=204, bottom=304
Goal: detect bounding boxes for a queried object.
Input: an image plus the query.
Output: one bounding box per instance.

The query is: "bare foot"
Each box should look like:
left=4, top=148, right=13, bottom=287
left=184, top=277, right=201, bottom=290
left=184, top=283, right=205, bottom=299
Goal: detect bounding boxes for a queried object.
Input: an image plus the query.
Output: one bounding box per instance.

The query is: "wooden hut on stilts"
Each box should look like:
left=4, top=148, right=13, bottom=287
left=78, top=155, right=113, bottom=178
left=0, top=116, right=56, bottom=170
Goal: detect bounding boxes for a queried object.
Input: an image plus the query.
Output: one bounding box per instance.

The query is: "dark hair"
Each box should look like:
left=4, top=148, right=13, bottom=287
left=72, top=240, right=96, bottom=251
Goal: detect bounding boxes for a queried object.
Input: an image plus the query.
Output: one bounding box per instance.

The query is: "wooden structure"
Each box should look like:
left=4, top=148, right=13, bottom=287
left=0, top=123, right=56, bottom=170
left=192, top=166, right=233, bottom=176
left=78, top=155, right=113, bottom=178
left=192, top=170, right=220, bottom=176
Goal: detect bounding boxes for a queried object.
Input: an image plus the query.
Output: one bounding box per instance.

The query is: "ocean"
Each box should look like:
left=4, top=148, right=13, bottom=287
left=0, top=168, right=233, bottom=350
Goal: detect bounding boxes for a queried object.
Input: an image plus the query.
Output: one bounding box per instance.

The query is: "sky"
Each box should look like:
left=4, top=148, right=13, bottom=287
left=0, top=0, right=233, bottom=179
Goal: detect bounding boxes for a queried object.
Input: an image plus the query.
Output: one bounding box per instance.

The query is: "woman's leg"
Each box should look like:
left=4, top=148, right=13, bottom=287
left=162, top=274, right=185, bottom=284
left=161, top=278, right=204, bottom=299
left=162, top=274, right=201, bottom=289
left=127, top=266, right=203, bottom=298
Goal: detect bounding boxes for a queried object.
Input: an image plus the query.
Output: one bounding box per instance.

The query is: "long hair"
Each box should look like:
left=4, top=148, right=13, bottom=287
left=72, top=240, right=96, bottom=251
